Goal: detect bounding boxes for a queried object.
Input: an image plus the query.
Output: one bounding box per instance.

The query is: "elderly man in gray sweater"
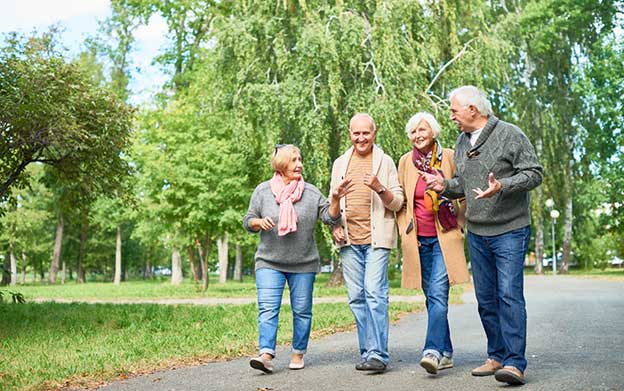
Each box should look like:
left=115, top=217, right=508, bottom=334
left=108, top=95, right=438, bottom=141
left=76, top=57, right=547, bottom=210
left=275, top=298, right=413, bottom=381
left=423, top=86, right=543, bottom=386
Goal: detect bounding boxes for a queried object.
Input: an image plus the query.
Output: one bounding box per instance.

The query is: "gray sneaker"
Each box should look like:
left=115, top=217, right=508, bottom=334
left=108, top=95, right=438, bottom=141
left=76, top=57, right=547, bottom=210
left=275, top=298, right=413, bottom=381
left=438, top=356, right=454, bottom=370
left=420, top=353, right=439, bottom=374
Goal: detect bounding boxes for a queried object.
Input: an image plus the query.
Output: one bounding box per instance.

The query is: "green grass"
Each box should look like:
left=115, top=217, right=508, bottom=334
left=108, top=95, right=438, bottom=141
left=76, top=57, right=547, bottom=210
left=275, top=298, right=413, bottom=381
left=14, top=274, right=432, bottom=301
left=523, top=267, right=624, bottom=280
left=566, top=267, right=624, bottom=280
left=0, top=301, right=422, bottom=391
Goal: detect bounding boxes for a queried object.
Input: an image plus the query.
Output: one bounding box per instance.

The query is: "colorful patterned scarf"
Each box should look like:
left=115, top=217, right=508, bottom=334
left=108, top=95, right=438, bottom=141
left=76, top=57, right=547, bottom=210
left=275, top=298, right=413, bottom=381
left=411, top=140, right=459, bottom=232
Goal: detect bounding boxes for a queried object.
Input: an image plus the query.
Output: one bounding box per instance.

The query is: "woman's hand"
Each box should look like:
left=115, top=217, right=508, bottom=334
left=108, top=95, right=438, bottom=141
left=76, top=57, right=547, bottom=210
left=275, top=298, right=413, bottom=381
left=332, top=225, right=346, bottom=244
left=253, top=217, right=275, bottom=231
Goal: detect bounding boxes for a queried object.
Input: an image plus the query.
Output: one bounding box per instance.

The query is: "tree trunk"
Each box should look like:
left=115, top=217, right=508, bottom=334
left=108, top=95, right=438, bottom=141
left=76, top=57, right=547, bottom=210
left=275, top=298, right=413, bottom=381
left=533, top=138, right=544, bottom=275
left=234, top=242, right=243, bottom=282
left=560, top=194, right=573, bottom=274
left=217, top=233, right=229, bottom=283
left=61, top=261, right=66, bottom=284
left=534, top=221, right=544, bottom=275
left=1, top=251, right=9, bottom=286
left=143, top=249, right=152, bottom=279
left=325, top=259, right=345, bottom=287
left=9, top=245, right=17, bottom=286
left=49, top=213, right=64, bottom=284
left=77, top=221, right=88, bottom=283
left=21, top=252, right=27, bottom=284
left=114, top=225, right=122, bottom=285
left=199, top=236, right=211, bottom=291
left=187, top=245, right=200, bottom=282
left=171, top=247, right=183, bottom=285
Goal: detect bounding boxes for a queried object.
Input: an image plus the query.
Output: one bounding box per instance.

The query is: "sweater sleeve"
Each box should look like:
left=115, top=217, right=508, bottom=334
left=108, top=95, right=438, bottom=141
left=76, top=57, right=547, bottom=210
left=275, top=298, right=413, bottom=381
left=442, top=147, right=466, bottom=199
left=242, top=186, right=262, bottom=233
left=385, top=156, right=404, bottom=212
left=318, top=192, right=341, bottom=225
left=497, top=130, right=544, bottom=193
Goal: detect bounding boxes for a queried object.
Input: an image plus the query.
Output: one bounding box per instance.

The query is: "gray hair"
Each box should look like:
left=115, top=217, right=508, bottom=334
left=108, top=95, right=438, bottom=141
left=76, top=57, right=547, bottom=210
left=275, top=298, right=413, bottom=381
left=405, top=112, right=441, bottom=140
left=449, top=85, right=493, bottom=116
left=349, top=113, right=377, bottom=132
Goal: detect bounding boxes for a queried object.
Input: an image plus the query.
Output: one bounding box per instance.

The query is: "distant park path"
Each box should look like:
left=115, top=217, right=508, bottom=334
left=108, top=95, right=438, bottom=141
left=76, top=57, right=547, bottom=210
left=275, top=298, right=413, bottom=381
left=98, top=276, right=624, bottom=391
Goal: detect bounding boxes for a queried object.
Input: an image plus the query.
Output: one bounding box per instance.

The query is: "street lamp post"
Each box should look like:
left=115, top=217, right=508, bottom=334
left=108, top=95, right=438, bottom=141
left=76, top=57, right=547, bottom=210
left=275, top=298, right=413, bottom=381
left=545, top=198, right=559, bottom=275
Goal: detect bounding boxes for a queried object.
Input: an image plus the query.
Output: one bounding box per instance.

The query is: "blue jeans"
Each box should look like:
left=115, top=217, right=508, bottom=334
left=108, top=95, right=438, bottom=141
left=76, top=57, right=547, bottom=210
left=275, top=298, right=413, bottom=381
left=468, top=226, right=530, bottom=372
left=418, top=236, right=452, bottom=360
left=341, top=245, right=390, bottom=365
left=255, top=268, right=316, bottom=356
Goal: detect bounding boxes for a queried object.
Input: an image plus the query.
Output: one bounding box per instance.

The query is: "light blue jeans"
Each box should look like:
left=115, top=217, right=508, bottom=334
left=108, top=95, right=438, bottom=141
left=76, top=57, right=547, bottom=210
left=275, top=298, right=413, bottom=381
left=255, top=268, right=316, bottom=357
left=341, top=245, right=390, bottom=365
left=418, top=236, right=452, bottom=361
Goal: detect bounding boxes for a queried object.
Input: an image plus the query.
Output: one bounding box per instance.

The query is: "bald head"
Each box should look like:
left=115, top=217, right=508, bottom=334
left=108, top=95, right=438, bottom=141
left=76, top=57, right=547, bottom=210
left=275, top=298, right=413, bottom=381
left=349, top=113, right=376, bottom=156
left=349, top=113, right=376, bottom=133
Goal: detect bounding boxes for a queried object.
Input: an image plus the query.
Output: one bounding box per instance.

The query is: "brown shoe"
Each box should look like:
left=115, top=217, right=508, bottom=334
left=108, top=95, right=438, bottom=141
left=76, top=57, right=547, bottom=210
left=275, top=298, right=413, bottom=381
left=495, top=366, right=526, bottom=385
left=471, top=358, right=502, bottom=376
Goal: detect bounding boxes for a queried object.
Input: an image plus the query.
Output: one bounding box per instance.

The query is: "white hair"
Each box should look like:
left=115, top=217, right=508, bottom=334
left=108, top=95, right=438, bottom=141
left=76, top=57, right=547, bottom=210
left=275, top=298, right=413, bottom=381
left=449, top=85, right=493, bottom=116
left=405, top=112, right=441, bottom=140
left=349, top=113, right=376, bottom=132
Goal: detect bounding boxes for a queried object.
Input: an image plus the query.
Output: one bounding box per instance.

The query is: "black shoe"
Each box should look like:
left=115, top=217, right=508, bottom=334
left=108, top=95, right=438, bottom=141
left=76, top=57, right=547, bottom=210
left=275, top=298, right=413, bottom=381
left=359, top=358, right=387, bottom=372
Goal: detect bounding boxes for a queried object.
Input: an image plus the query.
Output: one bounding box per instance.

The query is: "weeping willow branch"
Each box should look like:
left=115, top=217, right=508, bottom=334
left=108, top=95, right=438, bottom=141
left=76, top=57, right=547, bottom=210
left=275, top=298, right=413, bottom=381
left=312, top=73, right=321, bottom=111
left=361, top=14, right=385, bottom=95
left=424, top=38, right=476, bottom=94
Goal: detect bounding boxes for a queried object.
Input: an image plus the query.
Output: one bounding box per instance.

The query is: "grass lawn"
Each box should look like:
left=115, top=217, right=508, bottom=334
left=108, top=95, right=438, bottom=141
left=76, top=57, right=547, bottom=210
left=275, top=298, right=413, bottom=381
left=0, top=301, right=423, bottom=391
left=13, top=273, right=433, bottom=301
left=523, top=267, right=624, bottom=280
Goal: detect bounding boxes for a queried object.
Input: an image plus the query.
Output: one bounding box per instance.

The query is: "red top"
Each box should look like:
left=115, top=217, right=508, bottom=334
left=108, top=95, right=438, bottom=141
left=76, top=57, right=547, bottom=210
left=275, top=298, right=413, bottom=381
left=414, top=176, right=437, bottom=237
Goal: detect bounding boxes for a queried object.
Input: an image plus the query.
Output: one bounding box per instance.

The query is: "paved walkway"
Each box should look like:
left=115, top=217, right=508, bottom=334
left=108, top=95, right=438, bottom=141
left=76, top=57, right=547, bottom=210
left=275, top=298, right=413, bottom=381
left=98, top=276, right=624, bottom=390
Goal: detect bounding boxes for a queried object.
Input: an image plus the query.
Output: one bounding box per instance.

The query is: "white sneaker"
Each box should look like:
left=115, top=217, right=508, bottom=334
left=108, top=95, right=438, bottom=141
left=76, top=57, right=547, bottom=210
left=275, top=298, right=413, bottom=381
left=420, top=353, right=439, bottom=374
left=438, top=356, right=454, bottom=370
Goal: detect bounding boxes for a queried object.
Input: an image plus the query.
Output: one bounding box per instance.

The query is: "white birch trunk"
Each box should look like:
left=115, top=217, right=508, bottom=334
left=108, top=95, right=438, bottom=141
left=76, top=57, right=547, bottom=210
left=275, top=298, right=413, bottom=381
left=9, top=246, right=17, bottom=286
left=234, top=242, right=243, bottom=282
left=171, top=247, right=183, bottom=285
left=114, top=225, right=122, bottom=285
left=217, top=233, right=229, bottom=283
left=49, top=213, right=64, bottom=284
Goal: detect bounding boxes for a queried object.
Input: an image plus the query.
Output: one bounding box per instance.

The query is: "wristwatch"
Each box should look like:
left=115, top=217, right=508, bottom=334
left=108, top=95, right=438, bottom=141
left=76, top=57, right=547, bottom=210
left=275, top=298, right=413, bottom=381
left=376, top=185, right=386, bottom=195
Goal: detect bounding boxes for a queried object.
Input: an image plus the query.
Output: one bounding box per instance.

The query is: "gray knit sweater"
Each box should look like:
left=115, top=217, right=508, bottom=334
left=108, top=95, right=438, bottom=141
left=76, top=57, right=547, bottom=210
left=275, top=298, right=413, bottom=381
left=243, top=180, right=340, bottom=273
left=443, top=116, right=543, bottom=236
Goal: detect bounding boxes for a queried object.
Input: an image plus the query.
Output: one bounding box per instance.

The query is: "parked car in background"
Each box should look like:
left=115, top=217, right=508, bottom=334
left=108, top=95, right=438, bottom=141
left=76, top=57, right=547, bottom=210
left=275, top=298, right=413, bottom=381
left=153, top=267, right=172, bottom=276
left=611, top=256, right=623, bottom=268
left=542, top=252, right=578, bottom=268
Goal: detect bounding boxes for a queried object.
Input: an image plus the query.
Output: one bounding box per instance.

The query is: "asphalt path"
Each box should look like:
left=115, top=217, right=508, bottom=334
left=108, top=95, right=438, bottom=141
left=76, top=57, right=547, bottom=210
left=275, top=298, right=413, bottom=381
left=99, top=276, right=624, bottom=391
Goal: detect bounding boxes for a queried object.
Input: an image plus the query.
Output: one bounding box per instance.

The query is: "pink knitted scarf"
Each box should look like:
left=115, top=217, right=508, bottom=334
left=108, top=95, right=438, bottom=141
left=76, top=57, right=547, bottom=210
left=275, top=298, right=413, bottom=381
left=270, top=173, right=305, bottom=236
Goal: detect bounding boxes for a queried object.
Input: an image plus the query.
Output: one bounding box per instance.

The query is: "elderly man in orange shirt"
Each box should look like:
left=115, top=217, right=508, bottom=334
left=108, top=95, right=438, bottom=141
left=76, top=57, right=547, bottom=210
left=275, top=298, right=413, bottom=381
left=330, top=113, right=403, bottom=373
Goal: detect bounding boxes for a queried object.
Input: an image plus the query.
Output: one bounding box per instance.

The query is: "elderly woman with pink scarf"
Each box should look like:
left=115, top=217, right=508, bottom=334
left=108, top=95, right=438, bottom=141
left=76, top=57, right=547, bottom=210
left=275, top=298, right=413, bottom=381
left=243, top=144, right=352, bottom=374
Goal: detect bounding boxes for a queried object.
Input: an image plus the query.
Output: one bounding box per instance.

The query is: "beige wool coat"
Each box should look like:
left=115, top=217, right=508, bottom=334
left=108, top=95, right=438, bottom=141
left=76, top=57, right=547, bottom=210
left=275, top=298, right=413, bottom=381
left=396, top=148, right=470, bottom=290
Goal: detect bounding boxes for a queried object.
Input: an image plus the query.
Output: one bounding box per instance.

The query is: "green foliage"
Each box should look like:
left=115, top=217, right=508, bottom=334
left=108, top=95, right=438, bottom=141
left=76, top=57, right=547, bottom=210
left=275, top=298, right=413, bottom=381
left=0, top=31, right=134, bottom=203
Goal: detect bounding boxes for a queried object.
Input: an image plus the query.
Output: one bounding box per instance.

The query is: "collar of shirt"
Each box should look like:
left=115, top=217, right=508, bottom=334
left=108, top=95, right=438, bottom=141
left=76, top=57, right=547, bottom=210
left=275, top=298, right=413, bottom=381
left=468, top=127, right=484, bottom=147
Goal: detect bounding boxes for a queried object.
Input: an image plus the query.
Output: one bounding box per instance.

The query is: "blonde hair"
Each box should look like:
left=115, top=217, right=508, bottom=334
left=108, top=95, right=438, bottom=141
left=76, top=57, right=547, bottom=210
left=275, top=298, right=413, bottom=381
left=271, top=144, right=301, bottom=173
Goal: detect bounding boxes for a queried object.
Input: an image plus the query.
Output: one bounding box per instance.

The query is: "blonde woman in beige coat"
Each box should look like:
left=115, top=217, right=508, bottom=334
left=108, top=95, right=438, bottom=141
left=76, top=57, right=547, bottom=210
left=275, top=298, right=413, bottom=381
left=396, top=112, right=470, bottom=376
